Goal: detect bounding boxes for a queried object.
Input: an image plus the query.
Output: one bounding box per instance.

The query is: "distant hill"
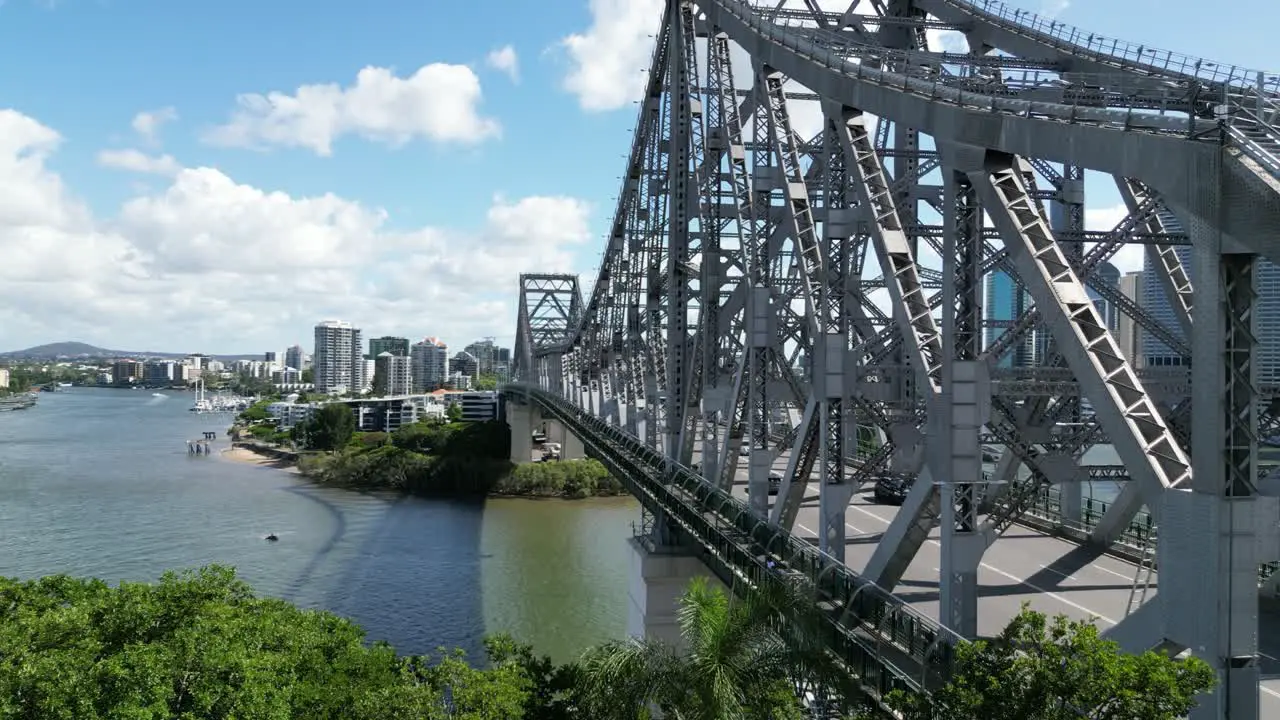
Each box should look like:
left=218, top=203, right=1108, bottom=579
left=1, top=341, right=264, bottom=361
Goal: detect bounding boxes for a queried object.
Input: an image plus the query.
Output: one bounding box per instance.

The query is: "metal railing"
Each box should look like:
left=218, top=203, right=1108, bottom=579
left=504, top=383, right=962, bottom=706
left=1025, top=486, right=1280, bottom=583
left=722, top=0, right=1213, bottom=135
left=941, top=0, right=1280, bottom=93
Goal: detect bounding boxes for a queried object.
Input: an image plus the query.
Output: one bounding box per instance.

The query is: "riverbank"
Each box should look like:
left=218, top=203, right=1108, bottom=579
left=225, top=441, right=624, bottom=499
left=220, top=444, right=301, bottom=474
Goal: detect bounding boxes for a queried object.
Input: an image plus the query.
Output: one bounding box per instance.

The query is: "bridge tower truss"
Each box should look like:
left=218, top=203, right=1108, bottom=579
left=516, top=0, right=1280, bottom=716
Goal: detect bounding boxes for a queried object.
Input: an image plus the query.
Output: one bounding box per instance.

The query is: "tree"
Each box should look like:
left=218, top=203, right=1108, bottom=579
left=301, top=367, right=315, bottom=384
left=0, top=564, right=540, bottom=718
left=888, top=607, right=1216, bottom=720
left=302, top=402, right=357, bottom=452
left=485, top=634, right=583, bottom=719
left=577, top=576, right=860, bottom=719
left=474, top=374, right=499, bottom=391
left=447, top=402, right=464, bottom=422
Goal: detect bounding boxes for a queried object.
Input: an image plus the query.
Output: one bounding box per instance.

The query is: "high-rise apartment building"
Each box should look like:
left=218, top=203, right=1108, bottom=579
left=463, top=339, right=510, bottom=377
left=369, top=336, right=410, bottom=359
left=285, top=345, right=305, bottom=372
left=314, top=320, right=364, bottom=394
left=1140, top=244, right=1191, bottom=369
left=984, top=271, right=1035, bottom=367
left=1085, top=261, right=1121, bottom=332
left=264, top=351, right=277, bottom=364
left=373, top=352, right=414, bottom=396
left=1117, top=271, right=1144, bottom=368
left=451, top=351, right=478, bottom=379
left=411, top=337, right=449, bottom=392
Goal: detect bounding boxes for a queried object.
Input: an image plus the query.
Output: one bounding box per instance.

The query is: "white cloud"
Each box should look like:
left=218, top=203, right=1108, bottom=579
left=486, top=45, right=520, bottom=82
left=202, top=64, right=501, bottom=156
left=0, top=109, right=588, bottom=353
left=1085, top=203, right=1146, bottom=274
left=96, top=149, right=182, bottom=177
left=131, top=107, right=178, bottom=144
left=559, top=0, right=663, bottom=111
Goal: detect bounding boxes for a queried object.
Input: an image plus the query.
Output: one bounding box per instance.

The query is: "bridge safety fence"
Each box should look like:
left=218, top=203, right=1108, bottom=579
left=946, top=0, right=1280, bottom=94
left=1027, top=487, right=1280, bottom=583
left=718, top=0, right=1214, bottom=136
left=503, top=384, right=963, bottom=707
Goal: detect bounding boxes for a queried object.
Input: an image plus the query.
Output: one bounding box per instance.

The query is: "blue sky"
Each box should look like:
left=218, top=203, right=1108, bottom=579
left=0, top=0, right=1274, bottom=355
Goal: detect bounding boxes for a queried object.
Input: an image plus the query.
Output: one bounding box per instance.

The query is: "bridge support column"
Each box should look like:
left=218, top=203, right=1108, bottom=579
left=508, top=403, right=535, bottom=464
left=562, top=431, right=585, bottom=460
left=937, top=361, right=989, bottom=639
left=1058, top=480, right=1083, bottom=525
left=626, top=536, right=719, bottom=650
left=1181, top=247, right=1260, bottom=720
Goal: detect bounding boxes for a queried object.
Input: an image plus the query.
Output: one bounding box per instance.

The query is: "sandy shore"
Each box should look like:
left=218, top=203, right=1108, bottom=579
left=220, top=446, right=301, bottom=474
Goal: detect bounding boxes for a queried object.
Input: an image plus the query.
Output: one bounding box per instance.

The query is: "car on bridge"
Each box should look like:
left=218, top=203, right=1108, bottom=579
left=768, top=474, right=781, bottom=495
left=873, top=475, right=911, bottom=505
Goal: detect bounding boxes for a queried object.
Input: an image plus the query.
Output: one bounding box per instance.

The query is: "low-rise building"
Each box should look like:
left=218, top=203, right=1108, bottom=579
left=446, top=391, right=499, bottom=423
left=266, top=401, right=319, bottom=428
left=330, top=394, right=446, bottom=432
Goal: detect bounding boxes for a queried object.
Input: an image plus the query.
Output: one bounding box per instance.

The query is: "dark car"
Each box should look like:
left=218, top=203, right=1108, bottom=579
left=768, top=474, right=782, bottom=495
left=873, top=475, right=911, bottom=505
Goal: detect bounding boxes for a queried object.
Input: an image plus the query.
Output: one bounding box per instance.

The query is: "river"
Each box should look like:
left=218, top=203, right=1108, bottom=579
left=0, top=387, right=639, bottom=663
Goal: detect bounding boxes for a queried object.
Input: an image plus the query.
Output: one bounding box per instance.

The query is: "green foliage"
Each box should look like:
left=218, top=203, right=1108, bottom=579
left=474, top=374, right=499, bottom=391
left=887, top=606, right=1216, bottom=720
left=392, top=420, right=510, bottom=460
left=447, top=403, right=464, bottom=422
left=484, top=634, right=583, bottom=720
left=237, top=399, right=274, bottom=423
left=302, top=445, right=513, bottom=496
left=300, top=367, right=315, bottom=384
left=247, top=424, right=276, bottom=440
left=501, top=459, right=622, bottom=499
left=0, top=564, right=537, bottom=719
left=578, top=576, right=862, bottom=719
left=299, top=403, right=357, bottom=452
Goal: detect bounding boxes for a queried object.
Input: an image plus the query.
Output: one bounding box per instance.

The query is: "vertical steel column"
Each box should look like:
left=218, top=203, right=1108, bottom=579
left=938, top=168, right=988, bottom=638
left=817, top=110, right=855, bottom=562
left=1186, top=247, right=1261, bottom=720
left=663, top=0, right=693, bottom=463
left=1051, top=164, right=1086, bottom=524
left=746, top=64, right=776, bottom=514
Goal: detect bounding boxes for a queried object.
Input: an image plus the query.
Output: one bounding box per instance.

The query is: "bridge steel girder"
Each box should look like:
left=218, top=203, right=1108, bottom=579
left=510, top=0, right=1279, bottom=715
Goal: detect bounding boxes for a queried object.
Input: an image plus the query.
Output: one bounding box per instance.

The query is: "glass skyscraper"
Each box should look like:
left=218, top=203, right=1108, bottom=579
left=985, top=271, right=1035, bottom=367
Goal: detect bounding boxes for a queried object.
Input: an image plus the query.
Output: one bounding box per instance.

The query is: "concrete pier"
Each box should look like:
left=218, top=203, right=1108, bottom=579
left=626, top=537, right=719, bottom=649
left=508, top=402, right=535, bottom=463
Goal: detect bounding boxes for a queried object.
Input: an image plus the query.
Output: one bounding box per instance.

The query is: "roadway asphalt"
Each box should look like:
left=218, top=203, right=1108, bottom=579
left=701, top=448, right=1280, bottom=709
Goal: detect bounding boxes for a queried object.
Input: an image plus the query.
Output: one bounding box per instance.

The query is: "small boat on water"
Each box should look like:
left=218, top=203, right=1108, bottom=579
left=0, top=393, right=38, bottom=412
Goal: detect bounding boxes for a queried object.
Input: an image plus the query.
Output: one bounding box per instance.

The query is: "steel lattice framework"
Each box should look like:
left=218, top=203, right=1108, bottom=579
left=512, top=1, right=1280, bottom=716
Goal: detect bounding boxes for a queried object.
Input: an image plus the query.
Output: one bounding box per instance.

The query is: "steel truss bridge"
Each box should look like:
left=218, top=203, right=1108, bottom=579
left=508, top=1, right=1280, bottom=717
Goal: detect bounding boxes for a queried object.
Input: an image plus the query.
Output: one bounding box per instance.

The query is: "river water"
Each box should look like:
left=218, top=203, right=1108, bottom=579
left=0, top=388, right=639, bottom=663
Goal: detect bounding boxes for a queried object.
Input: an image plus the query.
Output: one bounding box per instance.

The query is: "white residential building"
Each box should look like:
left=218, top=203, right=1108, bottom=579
left=411, top=337, right=449, bottom=392
left=0, top=369, right=9, bottom=388
left=374, top=352, right=414, bottom=396
left=314, top=320, right=364, bottom=394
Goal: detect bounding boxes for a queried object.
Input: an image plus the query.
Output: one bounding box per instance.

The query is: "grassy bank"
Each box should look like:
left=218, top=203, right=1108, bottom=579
left=298, top=447, right=624, bottom=499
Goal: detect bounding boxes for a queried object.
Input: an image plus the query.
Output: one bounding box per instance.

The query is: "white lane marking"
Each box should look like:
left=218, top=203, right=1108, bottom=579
left=852, top=503, right=1145, bottom=584
left=797, top=522, right=868, bottom=537
left=1037, top=564, right=1077, bottom=582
